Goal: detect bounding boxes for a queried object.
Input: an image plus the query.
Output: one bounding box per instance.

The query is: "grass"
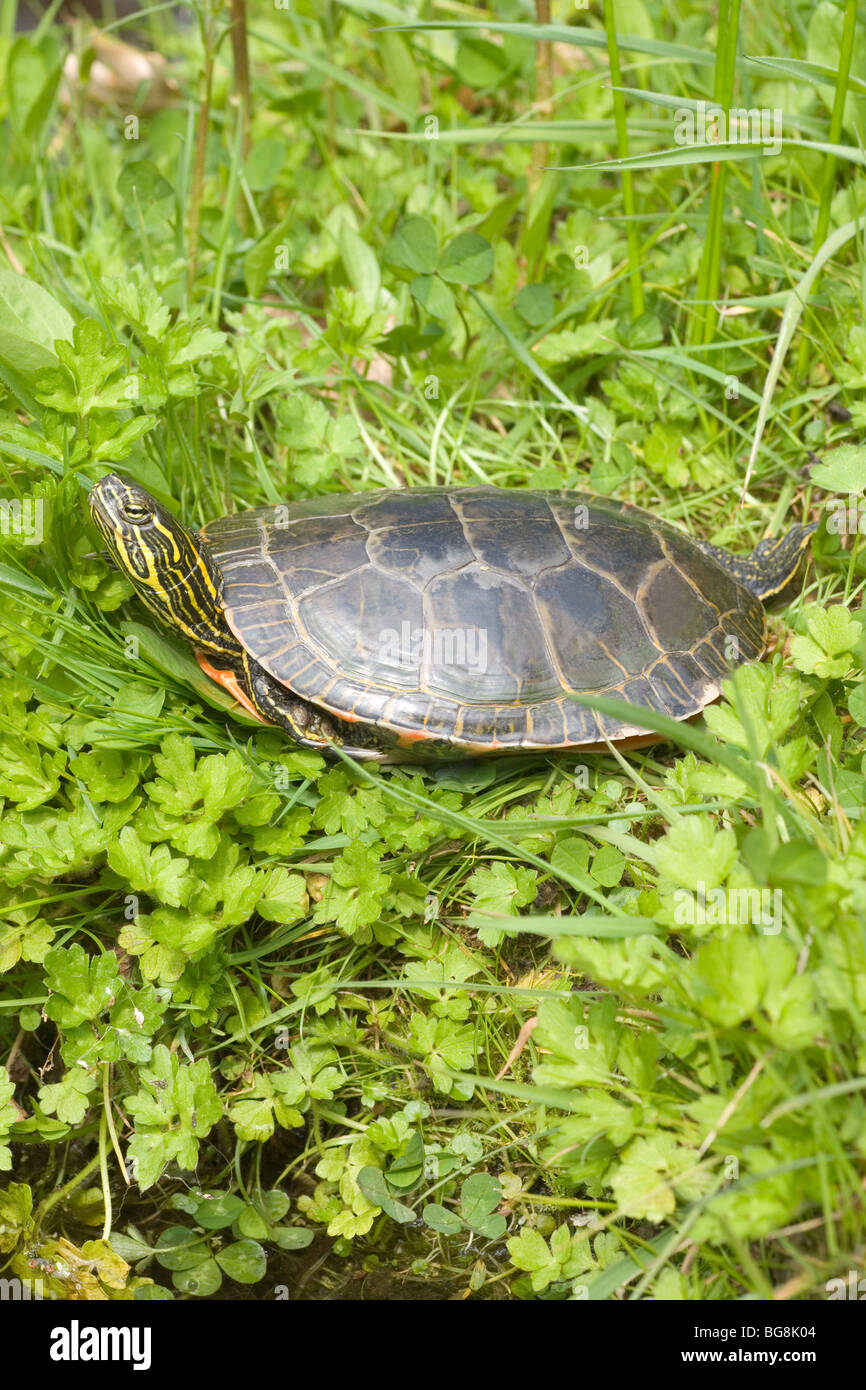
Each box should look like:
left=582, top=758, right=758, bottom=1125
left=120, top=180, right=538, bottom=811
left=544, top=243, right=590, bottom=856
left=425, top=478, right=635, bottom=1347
left=0, top=0, right=864, bottom=1302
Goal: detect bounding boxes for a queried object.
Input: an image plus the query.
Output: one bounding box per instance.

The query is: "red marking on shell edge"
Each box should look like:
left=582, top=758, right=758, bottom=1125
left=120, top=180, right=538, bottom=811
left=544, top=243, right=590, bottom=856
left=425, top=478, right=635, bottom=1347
left=396, top=728, right=436, bottom=746
left=195, top=651, right=267, bottom=724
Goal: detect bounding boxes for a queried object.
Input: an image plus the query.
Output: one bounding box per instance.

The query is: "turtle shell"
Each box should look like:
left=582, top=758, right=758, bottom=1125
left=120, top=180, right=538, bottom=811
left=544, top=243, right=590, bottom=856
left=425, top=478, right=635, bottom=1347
left=200, top=487, right=765, bottom=752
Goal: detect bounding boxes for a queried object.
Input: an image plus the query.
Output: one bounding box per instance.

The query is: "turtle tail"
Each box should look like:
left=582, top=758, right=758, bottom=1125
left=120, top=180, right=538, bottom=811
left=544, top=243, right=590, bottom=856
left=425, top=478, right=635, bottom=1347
left=698, top=522, right=818, bottom=603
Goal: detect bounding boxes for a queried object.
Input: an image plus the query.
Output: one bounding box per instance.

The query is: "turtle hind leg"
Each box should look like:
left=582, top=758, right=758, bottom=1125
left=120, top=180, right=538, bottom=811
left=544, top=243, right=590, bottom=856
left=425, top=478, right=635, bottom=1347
left=697, top=522, right=817, bottom=603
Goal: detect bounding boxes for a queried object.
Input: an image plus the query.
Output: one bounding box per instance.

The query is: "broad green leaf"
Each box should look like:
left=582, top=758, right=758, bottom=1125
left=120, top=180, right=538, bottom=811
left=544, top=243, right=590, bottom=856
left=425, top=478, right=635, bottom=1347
left=38, top=1070, right=98, bottom=1125
left=386, top=216, right=439, bottom=275
left=155, top=1227, right=210, bottom=1272
left=654, top=817, right=737, bottom=891
left=0, top=269, right=73, bottom=378
left=514, top=283, right=554, bottom=326
left=215, top=1239, right=267, bottom=1284
left=438, top=232, right=494, bottom=285
left=339, top=223, right=381, bottom=310
left=356, top=1166, right=414, bottom=1223
left=244, top=211, right=295, bottom=298
left=194, top=1194, right=246, bottom=1231
left=811, top=443, right=866, bottom=495
left=423, top=1203, right=464, bottom=1236
left=173, top=1258, right=222, bottom=1296
left=459, top=1172, right=504, bottom=1237
left=409, top=273, right=456, bottom=322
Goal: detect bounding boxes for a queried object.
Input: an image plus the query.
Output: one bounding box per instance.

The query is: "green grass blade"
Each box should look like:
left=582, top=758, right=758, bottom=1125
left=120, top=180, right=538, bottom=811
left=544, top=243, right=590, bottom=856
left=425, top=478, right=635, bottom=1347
left=745, top=213, right=866, bottom=497
left=604, top=1, right=645, bottom=318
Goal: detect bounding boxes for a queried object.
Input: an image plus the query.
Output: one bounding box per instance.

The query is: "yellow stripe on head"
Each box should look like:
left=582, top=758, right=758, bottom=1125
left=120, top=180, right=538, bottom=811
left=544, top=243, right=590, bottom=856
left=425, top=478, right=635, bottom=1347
left=88, top=473, right=241, bottom=659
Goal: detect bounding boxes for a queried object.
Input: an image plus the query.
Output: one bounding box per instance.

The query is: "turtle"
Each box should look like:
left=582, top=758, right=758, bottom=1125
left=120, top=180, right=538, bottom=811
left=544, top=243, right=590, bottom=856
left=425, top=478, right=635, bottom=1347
left=88, top=474, right=816, bottom=761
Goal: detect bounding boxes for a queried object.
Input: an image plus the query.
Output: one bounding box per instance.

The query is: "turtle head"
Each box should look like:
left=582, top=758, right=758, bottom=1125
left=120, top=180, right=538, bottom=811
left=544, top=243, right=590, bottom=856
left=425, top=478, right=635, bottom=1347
left=88, top=473, right=239, bottom=658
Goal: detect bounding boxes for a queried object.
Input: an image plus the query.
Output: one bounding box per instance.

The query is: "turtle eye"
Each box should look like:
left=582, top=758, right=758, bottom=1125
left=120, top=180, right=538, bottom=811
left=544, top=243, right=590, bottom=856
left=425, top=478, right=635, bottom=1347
left=121, top=500, right=153, bottom=525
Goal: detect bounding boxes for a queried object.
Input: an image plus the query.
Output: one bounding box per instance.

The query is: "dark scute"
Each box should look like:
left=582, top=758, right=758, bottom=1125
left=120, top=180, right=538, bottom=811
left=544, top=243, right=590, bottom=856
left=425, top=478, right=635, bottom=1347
left=723, top=606, right=766, bottom=658
left=534, top=563, right=651, bottom=687
left=637, top=563, right=719, bottom=649
left=327, top=677, right=405, bottom=724
left=647, top=660, right=705, bottom=720
left=524, top=699, right=570, bottom=746
left=455, top=702, right=532, bottom=743
left=255, top=638, right=336, bottom=699
left=266, top=515, right=370, bottom=596
left=563, top=675, right=671, bottom=742
left=234, top=491, right=369, bottom=529
left=653, top=651, right=716, bottom=705
left=660, top=529, right=744, bottom=610
left=450, top=491, right=571, bottom=577
left=228, top=597, right=289, bottom=637
left=220, top=569, right=285, bottom=610
left=396, top=693, right=476, bottom=740
left=422, top=564, right=559, bottom=702
left=451, top=490, right=558, bottom=524
left=691, top=636, right=735, bottom=683
left=551, top=502, right=667, bottom=592
left=365, top=520, right=474, bottom=586
left=297, top=567, right=424, bottom=691
left=357, top=490, right=458, bottom=529
left=200, top=512, right=263, bottom=549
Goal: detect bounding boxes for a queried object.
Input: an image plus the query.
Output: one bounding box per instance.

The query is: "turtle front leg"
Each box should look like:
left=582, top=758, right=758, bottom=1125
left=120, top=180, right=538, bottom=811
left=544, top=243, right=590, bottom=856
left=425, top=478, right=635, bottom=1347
left=196, top=647, right=386, bottom=758
left=196, top=651, right=268, bottom=723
